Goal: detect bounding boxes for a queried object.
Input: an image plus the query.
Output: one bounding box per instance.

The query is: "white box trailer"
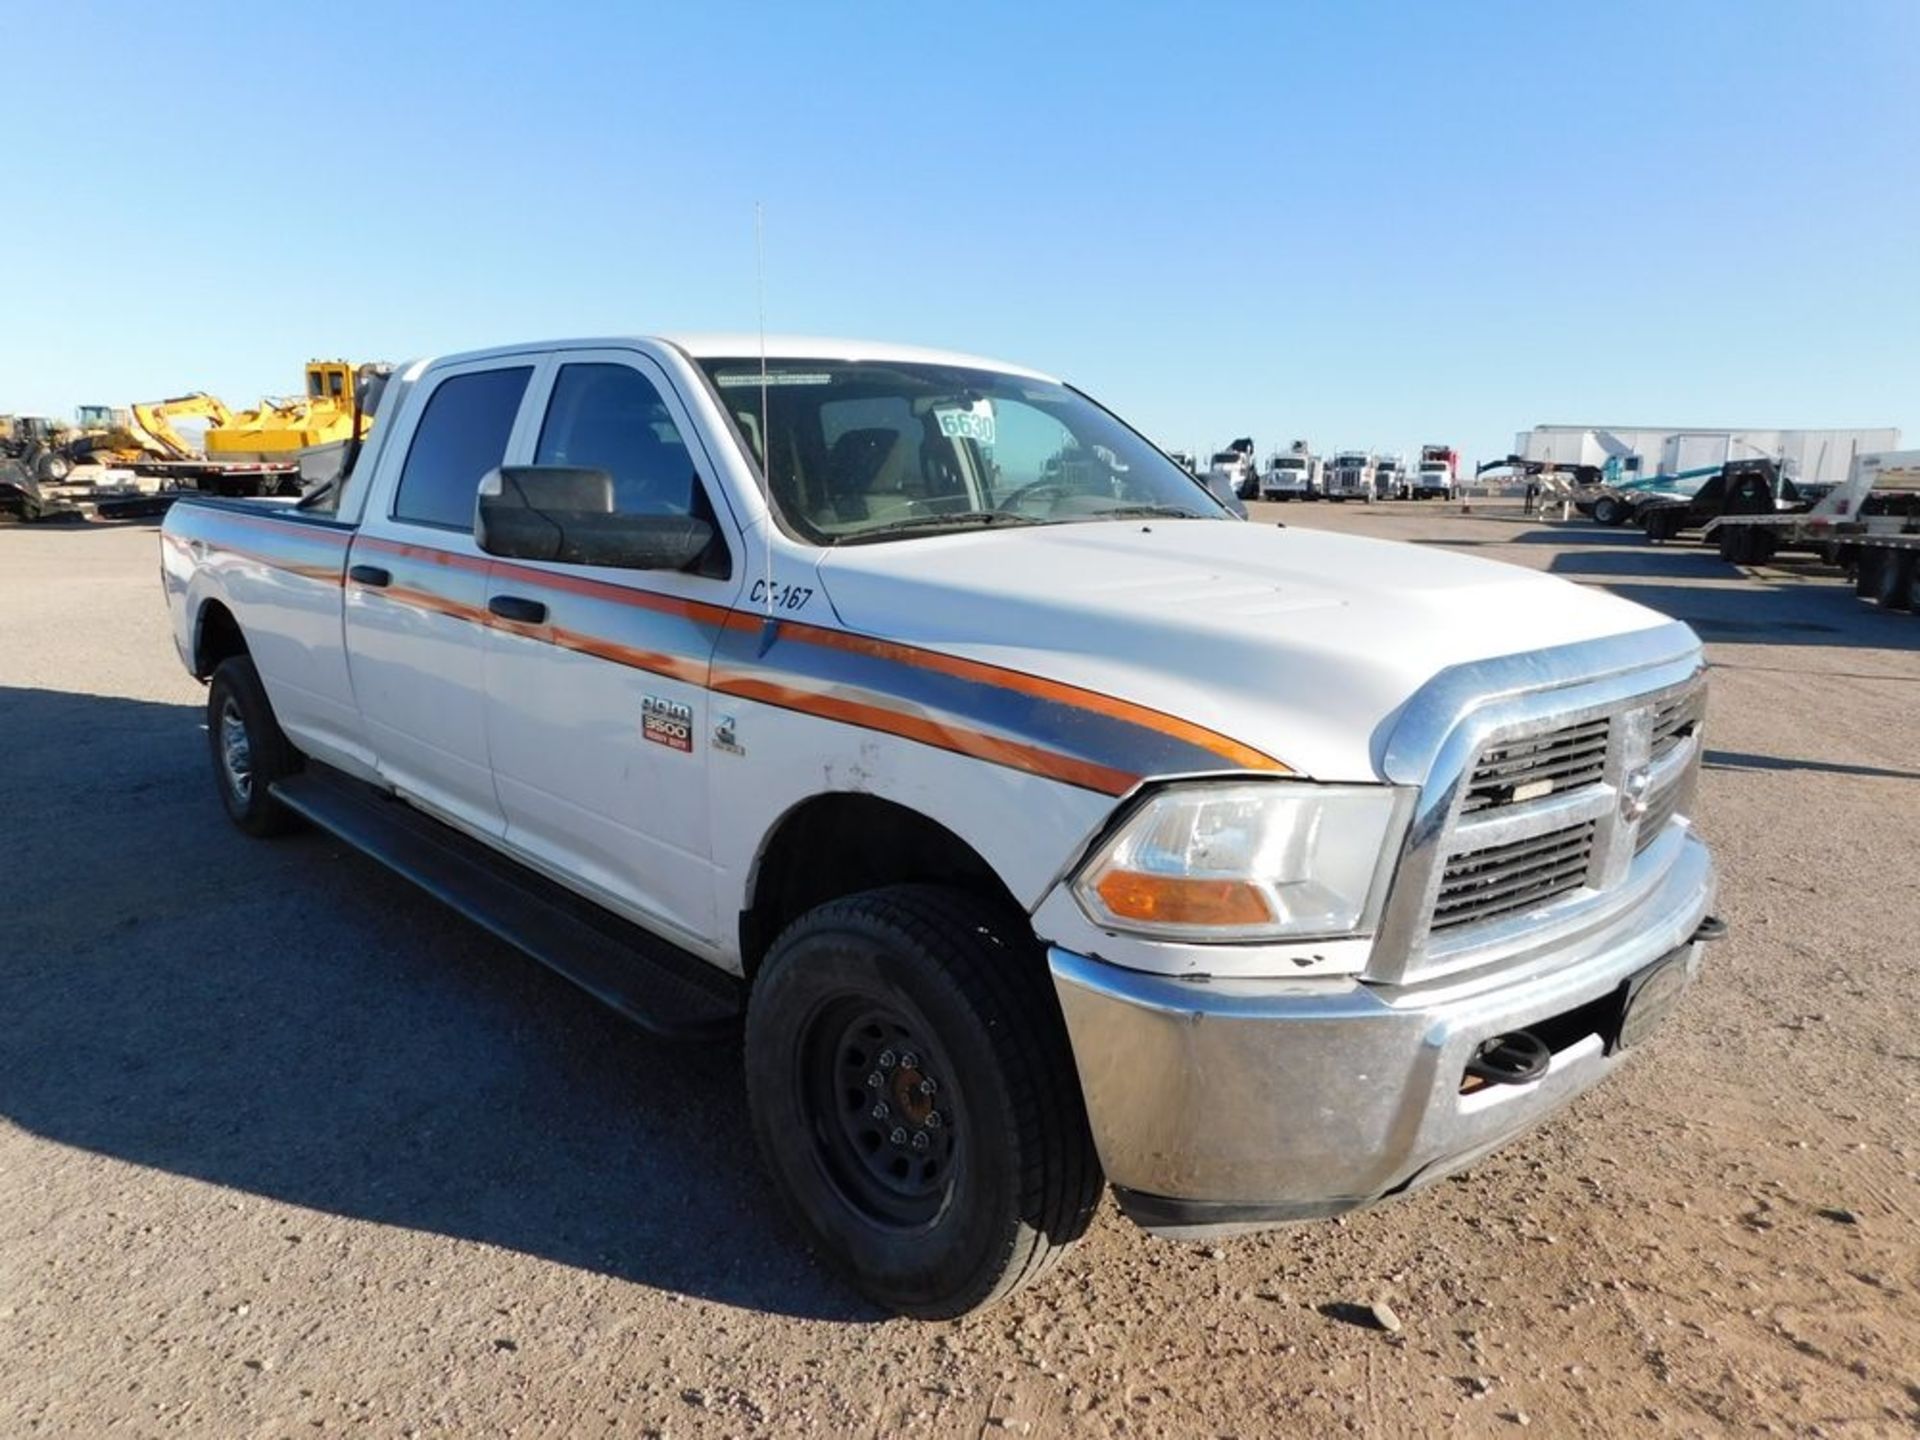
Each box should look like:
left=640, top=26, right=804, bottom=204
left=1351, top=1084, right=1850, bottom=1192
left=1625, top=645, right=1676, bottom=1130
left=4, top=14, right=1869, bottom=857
left=1517, top=425, right=1899, bottom=488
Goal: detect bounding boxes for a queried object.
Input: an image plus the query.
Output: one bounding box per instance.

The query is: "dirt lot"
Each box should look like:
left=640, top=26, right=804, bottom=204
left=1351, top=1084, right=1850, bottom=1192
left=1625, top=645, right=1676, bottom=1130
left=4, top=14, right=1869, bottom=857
left=2, top=502, right=1915, bottom=1438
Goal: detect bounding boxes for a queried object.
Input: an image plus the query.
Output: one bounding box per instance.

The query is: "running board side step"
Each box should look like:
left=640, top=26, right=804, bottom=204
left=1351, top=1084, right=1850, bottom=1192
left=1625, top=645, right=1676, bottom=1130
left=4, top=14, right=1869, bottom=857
left=271, top=767, right=742, bottom=1041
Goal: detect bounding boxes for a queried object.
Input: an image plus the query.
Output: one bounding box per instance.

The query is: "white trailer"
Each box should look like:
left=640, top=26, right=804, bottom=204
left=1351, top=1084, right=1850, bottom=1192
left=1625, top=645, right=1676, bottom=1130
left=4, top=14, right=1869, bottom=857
left=1516, top=425, right=1898, bottom=488
left=1706, top=449, right=1920, bottom=612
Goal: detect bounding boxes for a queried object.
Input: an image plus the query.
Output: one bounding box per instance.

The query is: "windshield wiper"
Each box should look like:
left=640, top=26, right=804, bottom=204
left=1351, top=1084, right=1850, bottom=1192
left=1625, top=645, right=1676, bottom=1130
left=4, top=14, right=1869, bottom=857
left=836, top=510, right=1047, bottom=544
left=1078, top=504, right=1209, bottom=520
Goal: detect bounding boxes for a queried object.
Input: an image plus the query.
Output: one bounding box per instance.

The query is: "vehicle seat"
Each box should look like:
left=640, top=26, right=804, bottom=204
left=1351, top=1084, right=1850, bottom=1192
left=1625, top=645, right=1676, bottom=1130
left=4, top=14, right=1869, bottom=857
left=825, top=427, right=918, bottom=526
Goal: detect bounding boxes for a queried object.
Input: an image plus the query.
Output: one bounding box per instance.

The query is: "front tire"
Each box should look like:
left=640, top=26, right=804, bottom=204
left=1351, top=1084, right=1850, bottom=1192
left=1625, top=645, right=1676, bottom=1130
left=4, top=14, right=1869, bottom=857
left=1592, top=496, right=1624, bottom=526
left=745, top=884, right=1101, bottom=1318
left=207, top=655, right=302, bottom=836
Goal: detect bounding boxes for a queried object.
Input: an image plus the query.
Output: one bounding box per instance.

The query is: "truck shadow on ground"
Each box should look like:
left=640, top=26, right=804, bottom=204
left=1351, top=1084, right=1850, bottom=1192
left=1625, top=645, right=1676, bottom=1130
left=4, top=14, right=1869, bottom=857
left=0, top=684, right=875, bottom=1322
left=1704, top=748, right=1920, bottom=782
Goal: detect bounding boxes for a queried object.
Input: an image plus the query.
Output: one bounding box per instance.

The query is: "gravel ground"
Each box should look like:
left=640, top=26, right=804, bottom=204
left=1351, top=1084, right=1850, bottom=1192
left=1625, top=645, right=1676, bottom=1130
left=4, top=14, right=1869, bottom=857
left=1, top=502, right=1915, bottom=1438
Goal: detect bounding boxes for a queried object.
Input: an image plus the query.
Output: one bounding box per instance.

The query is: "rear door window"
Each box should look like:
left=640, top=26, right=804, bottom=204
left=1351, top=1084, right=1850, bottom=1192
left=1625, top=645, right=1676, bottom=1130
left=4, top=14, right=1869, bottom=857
left=392, top=366, right=533, bottom=530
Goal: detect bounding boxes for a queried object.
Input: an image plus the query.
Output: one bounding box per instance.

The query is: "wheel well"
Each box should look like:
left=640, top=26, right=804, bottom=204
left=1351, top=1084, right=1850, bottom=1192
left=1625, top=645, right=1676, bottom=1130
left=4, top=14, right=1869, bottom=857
left=741, top=794, right=1025, bottom=979
left=194, top=601, right=248, bottom=679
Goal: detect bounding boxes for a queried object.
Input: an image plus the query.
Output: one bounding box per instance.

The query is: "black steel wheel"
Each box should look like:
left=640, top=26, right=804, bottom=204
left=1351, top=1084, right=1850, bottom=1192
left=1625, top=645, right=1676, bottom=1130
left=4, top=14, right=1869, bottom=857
left=797, top=1001, right=960, bottom=1231
left=745, top=884, right=1101, bottom=1318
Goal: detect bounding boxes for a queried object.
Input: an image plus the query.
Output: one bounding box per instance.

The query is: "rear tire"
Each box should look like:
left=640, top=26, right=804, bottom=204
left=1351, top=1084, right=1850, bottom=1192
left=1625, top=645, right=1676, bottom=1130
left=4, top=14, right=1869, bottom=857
left=207, top=655, right=303, bottom=836
left=1591, top=497, right=1624, bottom=526
left=1874, top=550, right=1915, bottom=612
left=1644, top=510, right=1681, bottom=543
left=745, top=884, right=1101, bottom=1318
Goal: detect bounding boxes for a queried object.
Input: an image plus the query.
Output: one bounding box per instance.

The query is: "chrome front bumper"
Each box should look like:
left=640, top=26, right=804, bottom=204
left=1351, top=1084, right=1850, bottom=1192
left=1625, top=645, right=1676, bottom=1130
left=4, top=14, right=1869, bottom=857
left=1049, top=832, right=1717, bottom=1238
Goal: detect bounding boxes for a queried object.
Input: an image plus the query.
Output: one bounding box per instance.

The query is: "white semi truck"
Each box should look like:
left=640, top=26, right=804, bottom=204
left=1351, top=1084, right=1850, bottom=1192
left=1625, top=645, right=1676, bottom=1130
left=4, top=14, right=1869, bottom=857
left=1325, top=449, right=1376, bottom=502
left=1414, top=445, right=1459, bottom=500
left=1261, top=442, right=1321, bottom=501
left=1375, top=454, right=1409, bottom=500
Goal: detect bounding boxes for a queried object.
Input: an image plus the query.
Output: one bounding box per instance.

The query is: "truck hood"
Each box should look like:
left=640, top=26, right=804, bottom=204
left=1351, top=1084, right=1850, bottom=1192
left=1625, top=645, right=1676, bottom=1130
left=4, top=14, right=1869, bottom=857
left=814, top=520, right=1672, bottom=782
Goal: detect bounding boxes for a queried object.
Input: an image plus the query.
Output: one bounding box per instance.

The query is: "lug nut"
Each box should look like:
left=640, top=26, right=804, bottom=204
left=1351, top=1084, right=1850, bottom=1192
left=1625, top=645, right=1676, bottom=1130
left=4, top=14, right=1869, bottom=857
left=866, top=1071, right=883, bottom=1089
left=871, top=1102, right=890, bottom=1121
left=889, top=1127, right=908, bottom=1146
left=877, top=1049, right=897, bottom=1070
left=900, top=1052, right=920, bottom=1070
left=918, top=1077, right=937, bottom=1096
left=924, top=1110, right=943, bottom=1129
left=910, top=1131, right=930, bottom=1151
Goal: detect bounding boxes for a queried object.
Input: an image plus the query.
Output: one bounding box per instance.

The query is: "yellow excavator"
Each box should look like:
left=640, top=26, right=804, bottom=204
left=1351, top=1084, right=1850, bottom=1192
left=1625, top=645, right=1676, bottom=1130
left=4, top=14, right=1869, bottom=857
left=205, top=360, right=373, bottom=463
left=126, top=392, right=235, bottom=460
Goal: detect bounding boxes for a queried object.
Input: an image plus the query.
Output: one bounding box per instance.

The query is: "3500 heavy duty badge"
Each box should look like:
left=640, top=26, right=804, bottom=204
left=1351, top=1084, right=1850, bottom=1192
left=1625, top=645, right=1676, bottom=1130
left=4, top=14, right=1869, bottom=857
left=641, top=695, right=694, bottom=752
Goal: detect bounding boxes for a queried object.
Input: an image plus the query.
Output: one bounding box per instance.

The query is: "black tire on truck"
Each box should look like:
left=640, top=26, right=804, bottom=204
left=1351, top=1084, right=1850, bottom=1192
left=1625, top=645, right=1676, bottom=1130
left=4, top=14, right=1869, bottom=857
left=1853, top=546, right=1878, bottom=598
left=1875, top=549, right=1916, bottom=612
left=207, top=655, right=304, bottom=836
left=744, top=883, right=1101, bottom=1318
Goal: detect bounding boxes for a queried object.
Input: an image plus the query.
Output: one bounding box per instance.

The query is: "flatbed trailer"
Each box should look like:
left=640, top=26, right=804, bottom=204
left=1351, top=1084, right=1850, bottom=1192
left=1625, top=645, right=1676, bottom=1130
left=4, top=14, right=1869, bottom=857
left=1706, top=449, right=1920, bottom=611
left=121, top=457, right=301, bottom=498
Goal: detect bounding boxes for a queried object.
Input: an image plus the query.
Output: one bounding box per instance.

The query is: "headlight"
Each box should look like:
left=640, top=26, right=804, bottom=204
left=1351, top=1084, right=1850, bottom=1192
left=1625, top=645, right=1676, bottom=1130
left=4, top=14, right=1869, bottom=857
left=1072, top=782, right=1408, bottom=942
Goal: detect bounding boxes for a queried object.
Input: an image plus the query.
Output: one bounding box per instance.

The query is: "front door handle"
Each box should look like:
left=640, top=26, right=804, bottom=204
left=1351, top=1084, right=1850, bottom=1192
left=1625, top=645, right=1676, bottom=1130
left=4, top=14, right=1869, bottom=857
left=348, top=564, right=390, bottom=587
left=489, top=595, right=548, bottom=625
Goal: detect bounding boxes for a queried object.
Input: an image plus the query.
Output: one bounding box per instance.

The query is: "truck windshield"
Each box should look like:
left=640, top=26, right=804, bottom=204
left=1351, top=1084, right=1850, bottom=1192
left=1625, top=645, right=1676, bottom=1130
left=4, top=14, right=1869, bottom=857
left=698, top=359, right=1221, bottom=545
left=1274, top=459, right=1305, bottom=470
left=699, top=359, right=1225, bottom=544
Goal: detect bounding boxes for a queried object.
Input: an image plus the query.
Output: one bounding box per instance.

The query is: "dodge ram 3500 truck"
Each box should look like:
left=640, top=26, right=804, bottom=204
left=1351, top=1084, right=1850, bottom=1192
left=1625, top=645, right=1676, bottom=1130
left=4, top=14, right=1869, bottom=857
left=161, top=335, right=1722, bottom=1317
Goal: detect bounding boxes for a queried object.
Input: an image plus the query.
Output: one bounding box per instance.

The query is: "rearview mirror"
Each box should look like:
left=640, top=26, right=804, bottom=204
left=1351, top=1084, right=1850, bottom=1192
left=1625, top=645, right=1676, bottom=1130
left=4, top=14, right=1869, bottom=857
left=475, top=466, right=714, bottom=571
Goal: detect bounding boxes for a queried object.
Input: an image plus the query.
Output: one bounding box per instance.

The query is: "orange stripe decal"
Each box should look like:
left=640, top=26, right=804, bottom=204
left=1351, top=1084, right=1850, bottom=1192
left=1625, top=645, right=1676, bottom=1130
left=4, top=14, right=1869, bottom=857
left=766, top=620, right=1287, bottom=774
left=711, top=673, right=1140, bottom=796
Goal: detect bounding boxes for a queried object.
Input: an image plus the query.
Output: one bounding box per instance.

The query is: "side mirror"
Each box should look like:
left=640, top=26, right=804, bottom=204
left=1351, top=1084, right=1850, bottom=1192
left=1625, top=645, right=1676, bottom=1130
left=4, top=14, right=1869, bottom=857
left=475, top=466, right=714, bottom=571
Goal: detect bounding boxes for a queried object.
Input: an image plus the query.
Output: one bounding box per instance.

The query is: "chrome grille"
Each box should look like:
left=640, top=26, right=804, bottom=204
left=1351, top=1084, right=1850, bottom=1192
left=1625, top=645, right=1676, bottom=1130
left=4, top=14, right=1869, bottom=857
left=1634, top=783, right=1683, bottom=853
left=1460, top=716, right=1611, bottom=814
left=1431, top=820, right=1596, bottom=932
left=1651, top=688, right=1705, bottom=758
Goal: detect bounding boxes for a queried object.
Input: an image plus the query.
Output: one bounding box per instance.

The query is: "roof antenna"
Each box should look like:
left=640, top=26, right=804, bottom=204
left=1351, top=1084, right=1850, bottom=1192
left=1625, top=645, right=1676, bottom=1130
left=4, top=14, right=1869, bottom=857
left=756, top=201, right=775, bottom=627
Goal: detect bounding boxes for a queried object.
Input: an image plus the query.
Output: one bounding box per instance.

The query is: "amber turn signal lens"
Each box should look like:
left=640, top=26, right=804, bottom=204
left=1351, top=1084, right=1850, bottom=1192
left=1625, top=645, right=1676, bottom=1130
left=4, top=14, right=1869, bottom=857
left=1092, top=871, right=1274, bottom=928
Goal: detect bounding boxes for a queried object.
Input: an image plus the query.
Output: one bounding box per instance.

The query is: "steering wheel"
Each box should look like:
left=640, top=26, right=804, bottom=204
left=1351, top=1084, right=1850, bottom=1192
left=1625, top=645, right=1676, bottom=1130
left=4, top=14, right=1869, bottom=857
left=994, top=478, right=1070, bottom=514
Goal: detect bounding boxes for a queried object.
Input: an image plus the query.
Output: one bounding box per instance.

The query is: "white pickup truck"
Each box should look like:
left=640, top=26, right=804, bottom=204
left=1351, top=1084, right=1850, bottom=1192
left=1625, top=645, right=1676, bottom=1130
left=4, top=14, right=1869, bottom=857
left=161, top=335, right=1722, bottom=1317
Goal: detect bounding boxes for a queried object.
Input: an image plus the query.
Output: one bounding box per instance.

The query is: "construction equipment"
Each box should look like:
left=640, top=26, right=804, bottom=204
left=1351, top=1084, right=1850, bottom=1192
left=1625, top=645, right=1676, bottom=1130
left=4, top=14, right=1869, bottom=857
left=129, top=392, right=235, bottom=460
left=0, top=415, right=74, bottom=484
left=206, top=360, right=371, bottom=464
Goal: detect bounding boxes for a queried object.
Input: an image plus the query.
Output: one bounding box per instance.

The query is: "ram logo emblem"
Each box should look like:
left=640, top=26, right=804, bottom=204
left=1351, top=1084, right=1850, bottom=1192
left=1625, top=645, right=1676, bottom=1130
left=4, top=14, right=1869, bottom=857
left=1619, top=765, right=1653, bottom=823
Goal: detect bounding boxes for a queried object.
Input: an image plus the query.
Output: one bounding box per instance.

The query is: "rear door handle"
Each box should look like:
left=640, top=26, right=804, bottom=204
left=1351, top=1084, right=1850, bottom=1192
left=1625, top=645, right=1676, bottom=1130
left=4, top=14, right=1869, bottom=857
left=348, top=564, right=390, bottom=588
left=488, top=595, right=548, bottom=624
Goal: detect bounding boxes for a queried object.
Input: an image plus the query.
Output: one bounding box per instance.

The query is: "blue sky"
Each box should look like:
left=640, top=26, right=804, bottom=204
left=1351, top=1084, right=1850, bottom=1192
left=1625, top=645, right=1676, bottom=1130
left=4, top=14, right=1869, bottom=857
left=3, top=1, right=1915, bottom=471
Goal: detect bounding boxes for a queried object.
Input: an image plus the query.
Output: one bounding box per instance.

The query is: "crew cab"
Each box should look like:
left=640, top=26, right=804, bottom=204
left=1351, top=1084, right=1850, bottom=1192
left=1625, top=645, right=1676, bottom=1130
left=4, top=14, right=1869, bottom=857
left=161, top=335, right=1722, bottom=1317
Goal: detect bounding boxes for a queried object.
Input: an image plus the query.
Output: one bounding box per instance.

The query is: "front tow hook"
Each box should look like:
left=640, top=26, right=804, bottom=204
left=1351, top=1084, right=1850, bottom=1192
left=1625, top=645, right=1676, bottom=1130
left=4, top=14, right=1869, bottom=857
left=1464, top=1030, right=1553, bottom=1088
left=1691, top=915, right=1729, bottom=943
